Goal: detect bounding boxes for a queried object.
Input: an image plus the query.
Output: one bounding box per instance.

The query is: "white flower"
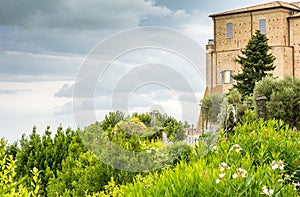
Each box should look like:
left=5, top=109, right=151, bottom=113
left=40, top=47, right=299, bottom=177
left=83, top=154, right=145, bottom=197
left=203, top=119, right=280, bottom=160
left=271, top=160, right=284, bottom=171
left=272, top=163, right=278, bottom=170
left=211, top=145, right=218, bottom=152
left=232, top=173, right=237, bottom=179
left=221, top=162, right=227, bottom=167
left=279, top=160, right=284, bottom=170
left=232, top=168, right=247, bottom=179
left=237, top=168, right=247, bottom=178
left=219, top=162, right=230, bottom=171
left=261, top=186, right=274, bottom=196
left=261, top=186, right=268, bottom=194
left=216, top=179, right=220, bottom=184
left=291, top=182, right=300, bottom=190
left=219, top=173, right=225, bottom=179
left=229, top=144, right=242, bottom=153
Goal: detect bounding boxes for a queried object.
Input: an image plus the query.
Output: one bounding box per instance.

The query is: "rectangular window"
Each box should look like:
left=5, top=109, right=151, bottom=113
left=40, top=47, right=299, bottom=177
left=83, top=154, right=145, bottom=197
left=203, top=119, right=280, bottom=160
left=221, top=70, right=233, bottom=84
left=226, top=22, right=233, bottom=38
left=259, top=19, right=266, bottom=34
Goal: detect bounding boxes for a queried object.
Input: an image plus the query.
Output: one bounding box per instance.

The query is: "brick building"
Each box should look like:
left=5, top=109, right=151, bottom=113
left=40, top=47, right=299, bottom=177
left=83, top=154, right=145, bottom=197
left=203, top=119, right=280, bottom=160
left=206, top=1, right=300, bottom=95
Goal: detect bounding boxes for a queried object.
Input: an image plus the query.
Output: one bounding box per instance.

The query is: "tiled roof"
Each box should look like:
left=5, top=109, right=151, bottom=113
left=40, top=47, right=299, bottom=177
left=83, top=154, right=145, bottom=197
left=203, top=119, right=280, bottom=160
left=210, top=1, right=300, bottom=17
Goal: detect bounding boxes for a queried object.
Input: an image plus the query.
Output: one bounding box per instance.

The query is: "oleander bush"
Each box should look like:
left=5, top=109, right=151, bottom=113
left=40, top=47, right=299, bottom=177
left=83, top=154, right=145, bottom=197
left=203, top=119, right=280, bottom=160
left=116, top=111, right=300, bottom=196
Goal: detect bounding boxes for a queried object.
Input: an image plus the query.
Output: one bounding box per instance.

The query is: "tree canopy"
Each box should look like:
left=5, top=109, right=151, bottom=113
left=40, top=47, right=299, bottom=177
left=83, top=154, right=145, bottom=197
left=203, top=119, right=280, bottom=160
left=232, top=30, right=275, bottom=97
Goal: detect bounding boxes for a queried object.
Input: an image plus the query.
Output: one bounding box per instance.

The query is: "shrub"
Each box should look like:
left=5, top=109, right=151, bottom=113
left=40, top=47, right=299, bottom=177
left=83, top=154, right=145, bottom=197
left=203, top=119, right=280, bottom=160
left=116, top=111, right=300, bottom=196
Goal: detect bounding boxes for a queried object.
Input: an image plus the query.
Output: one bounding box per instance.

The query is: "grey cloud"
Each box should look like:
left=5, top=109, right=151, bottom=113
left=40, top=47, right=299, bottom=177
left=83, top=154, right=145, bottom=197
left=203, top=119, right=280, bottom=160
left=56, top=93, right=153, bottom=115
left=0, top=0, right=172, bottom=55
left=55, top=101, right=73, bottom=115
left=0, top=89, right=31, bottom=94
left=140, top=9, right=213, bottom=47
left=0, top=26, right=109, bottom=54
left=0, top=0, right=171, bottom=30
left=55, top=61, right=204, bottom=99
left=55, top=84, right=73, bottom=97
left=54, top=41, right=206, bottom=98
left=154, top=0, right=272, bottom=13
left=0, top=74, right=73, bottom=82
left=56, top=89, right=195, bottom=115
left=0, top=51, right=82, bottom=80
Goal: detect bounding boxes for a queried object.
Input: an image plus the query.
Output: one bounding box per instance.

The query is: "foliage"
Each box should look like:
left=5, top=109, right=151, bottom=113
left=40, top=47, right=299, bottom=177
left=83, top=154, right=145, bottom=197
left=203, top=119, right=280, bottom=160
left=44, top=112, right=189, bottom=196
left=117, top=112, right=300, bottom=196
left=232, top=30, right=275, bottom=97
left=132, top=112, right=152, bottom=126
left=133, top=112, right=188, bottom=141
left=15, top=126, right=86, bottom=196
left=3, top=107, right=300, bottom=196
left=200, top=93, right=223, bottom=123
left=0, top=139, right=41, bottom=197
left=254, top=76, right=300, bottom=129
left=217, top=89, right=249, bottom=129
left=100, top=111, right=126, bottom=131
left=47, top=152, right=110, bottom=196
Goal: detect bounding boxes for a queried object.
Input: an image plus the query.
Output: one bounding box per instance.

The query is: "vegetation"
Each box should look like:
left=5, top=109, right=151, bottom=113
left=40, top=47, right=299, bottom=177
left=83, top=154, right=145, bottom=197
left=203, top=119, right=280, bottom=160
left=1, top=111, right=190, bottom=196
left=2, top=106, right=300, bottom=196
left=0, top=139, right=41, bottom=196
left=116, top=111, right=300, bottom=196
left=232, top=30, right=276, bottom=97
left=254, top=76, right=300, bottom=129
left=200, top=93, right=223, bottom=124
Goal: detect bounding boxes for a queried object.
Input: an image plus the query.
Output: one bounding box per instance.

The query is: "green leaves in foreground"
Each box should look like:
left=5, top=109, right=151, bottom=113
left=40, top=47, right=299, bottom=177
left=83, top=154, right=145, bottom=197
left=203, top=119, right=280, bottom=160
left=116, top=111, right=300, bottom=196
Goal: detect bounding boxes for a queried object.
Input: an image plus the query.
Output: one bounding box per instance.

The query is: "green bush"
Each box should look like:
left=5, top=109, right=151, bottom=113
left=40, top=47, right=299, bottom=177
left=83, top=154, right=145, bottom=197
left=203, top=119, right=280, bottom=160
left=0, top=140, right=41, bottom=196
left=117, top=111, right=300, bottom=196
left=254, top=76, right=300, bottom=129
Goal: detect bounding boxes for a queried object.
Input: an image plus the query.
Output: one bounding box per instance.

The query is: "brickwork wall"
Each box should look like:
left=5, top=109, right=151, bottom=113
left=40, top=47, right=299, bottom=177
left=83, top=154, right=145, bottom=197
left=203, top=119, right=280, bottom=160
left=207, top=8, right=295, bottom=94
left=290, top=17, right=300, bottom=78
left=214, top=12, right=252, bottom=52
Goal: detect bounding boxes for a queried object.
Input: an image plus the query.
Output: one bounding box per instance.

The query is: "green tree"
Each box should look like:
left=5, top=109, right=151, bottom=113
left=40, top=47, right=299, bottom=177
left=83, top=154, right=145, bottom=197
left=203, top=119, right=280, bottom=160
left=15, top=126, right=86, bottom=196
left=254, top=76, right=300, bottom=129
left=132, top=112, right=152, bottom=126
left=232, top=30, right=275, bottom=97
left=100, top=111, right=125, bottom=131
left=200, top=93, right=223, bottom=123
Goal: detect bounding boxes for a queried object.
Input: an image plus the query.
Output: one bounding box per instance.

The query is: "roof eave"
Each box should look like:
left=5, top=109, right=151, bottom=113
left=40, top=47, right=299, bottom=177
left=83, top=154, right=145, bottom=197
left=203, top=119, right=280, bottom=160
left=209, top=6, right=299, bottom=18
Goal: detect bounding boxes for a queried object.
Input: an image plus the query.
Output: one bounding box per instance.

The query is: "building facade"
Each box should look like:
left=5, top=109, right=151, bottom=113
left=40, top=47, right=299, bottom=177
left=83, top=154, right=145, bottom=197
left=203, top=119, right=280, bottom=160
left=206, top=1, right=300, bottom=95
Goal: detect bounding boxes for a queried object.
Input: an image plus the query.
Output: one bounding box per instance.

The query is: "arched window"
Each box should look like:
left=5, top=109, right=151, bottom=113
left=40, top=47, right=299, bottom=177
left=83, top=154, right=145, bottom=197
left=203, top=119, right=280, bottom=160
left=226, top=22, right=233, bottom=38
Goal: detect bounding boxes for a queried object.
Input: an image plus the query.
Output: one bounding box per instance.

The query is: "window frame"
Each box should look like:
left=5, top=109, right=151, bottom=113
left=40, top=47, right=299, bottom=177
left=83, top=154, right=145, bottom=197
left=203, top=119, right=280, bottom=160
left=221, top=70, right=233, bottom=84
left=259, top=19, right=266, bottom=34
left=226, top=22, right=233, bottom=39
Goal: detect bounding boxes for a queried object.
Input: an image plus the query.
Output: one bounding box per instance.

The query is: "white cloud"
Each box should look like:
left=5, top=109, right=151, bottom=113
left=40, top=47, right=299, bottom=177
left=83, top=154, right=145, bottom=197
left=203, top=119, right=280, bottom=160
left=0, top=81, right=74, bottom=142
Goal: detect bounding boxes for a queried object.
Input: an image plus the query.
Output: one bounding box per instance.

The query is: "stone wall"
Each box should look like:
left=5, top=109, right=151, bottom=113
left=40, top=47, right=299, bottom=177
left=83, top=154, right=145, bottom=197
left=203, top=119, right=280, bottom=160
left=207, top=8, right=296, bottom=94
left=289, top=16, right=300, bottom=78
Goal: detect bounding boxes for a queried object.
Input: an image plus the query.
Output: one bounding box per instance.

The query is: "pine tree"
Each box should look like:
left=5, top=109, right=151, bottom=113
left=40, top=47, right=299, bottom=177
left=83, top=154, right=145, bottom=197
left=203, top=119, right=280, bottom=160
left=232, top=30, right=275, bottom=97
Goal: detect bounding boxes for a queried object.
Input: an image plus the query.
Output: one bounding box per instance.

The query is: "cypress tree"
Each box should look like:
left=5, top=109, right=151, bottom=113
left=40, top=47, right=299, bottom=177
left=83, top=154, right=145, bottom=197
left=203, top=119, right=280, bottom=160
left=232, top=30, right=275, bottom=97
